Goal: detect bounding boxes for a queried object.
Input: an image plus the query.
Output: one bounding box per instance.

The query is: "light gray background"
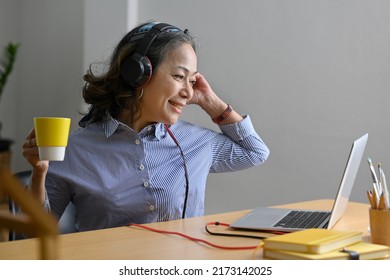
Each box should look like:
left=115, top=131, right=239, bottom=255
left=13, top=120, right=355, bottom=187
left=1, top=0, right=389, bottom=215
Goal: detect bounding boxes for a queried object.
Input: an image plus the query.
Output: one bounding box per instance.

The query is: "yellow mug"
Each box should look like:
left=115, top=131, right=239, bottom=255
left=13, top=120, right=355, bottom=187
left=34, top=117, right=71, bottom=161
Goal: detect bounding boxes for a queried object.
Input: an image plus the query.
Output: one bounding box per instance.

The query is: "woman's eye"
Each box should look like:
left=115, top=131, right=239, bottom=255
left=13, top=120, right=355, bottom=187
left=190, top=80, right=196, bottom=86
left=174, top=75, right=184, bottom=80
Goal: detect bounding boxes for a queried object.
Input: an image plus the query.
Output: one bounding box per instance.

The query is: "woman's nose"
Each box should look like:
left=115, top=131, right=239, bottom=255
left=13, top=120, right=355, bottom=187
left=180, top=81, right=193, bottom=99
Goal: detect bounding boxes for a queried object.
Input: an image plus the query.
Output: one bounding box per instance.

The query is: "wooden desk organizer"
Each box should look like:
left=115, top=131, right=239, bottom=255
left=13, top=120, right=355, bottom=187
left=369, top=208, right=390, bottom=246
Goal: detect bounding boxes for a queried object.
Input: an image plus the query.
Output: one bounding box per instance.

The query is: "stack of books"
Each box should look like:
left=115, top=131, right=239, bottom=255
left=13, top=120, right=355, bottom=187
left=263, top=228, right=390, bottom=260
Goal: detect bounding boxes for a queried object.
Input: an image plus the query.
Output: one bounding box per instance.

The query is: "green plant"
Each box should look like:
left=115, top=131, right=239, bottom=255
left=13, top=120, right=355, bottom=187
left=0, top=42, right=20, bottom=102
left=0, top=43, right=19, bottom=141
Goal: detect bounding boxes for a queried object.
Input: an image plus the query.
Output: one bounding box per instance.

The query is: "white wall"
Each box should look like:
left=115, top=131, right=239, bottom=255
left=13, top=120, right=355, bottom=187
left=0, top=0, right=128, bottom=172
left=1, top=0, right=390, bottom=215
left=82, top=0, right=129, bottom=110
left=136, top=0, right=390, bottom=214
left=0, top=0, right=85, bottom=171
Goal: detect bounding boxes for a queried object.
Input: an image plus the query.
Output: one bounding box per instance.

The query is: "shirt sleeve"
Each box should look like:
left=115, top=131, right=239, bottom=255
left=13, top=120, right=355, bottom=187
left=45, top=170, right=72, bottom=219
left=210, top=115, right=270, bottom=172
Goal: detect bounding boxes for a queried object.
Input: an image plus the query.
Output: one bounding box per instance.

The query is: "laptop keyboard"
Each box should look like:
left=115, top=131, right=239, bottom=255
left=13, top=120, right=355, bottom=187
left=273, top=210, right=331, bottom=229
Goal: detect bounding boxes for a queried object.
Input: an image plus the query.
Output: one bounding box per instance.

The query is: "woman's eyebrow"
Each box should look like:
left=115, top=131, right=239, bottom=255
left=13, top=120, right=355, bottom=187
left=176, top=66, right=198, bottom=75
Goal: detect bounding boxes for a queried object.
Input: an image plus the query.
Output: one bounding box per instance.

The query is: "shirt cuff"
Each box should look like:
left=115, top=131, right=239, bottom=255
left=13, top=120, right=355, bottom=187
left=43, top=189, right=51, bottom=211
left=218, top=115, right=256, bottom=141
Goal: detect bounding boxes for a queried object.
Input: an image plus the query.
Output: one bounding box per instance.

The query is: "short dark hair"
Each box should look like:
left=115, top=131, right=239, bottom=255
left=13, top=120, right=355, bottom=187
left=81, top=22, right=197, bottom=125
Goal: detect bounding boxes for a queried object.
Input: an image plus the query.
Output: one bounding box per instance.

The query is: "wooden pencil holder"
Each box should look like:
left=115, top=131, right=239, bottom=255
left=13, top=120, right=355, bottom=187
left=369, top=208, right=390, bottom=246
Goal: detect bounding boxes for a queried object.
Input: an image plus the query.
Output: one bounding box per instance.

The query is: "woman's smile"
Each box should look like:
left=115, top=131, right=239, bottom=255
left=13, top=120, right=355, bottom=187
left=168, top=100, right=186, bottom=114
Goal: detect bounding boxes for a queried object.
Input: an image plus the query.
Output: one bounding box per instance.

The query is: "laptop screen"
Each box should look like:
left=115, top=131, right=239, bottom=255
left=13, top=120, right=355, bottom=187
left=328, top=133, right=368, bottom=228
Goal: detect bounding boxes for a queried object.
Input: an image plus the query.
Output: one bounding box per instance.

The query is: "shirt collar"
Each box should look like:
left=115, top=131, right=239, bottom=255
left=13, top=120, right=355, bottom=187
left=102, top=115, right=166, bottom=140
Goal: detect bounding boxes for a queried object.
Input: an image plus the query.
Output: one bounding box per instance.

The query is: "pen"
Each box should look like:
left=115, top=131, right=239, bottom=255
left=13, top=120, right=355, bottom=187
left=367, top=158, right=380, bottom=201
left=377, top=162, right=383, bottom=194
left=368, top=158, right=379, bottom=183
left=378, top=163, right=384, bottom=194
left=379, top=167, right=390, bottom=210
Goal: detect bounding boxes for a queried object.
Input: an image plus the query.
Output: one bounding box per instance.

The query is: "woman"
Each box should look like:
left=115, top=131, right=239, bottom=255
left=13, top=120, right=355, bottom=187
left=23, top=22, right=270, bottom=231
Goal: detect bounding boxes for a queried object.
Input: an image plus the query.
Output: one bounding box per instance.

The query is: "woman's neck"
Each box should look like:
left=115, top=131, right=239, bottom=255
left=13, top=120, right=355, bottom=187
left=117, top=111, right=152, bottom=133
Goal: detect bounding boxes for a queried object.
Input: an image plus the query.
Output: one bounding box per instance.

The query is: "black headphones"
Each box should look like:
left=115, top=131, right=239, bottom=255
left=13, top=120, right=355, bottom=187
left=120, top=22, right=181, bottom=89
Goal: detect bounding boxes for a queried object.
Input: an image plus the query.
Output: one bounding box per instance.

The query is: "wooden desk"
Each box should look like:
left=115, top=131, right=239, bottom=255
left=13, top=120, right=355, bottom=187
left=0, top=200, right=373, bottom=260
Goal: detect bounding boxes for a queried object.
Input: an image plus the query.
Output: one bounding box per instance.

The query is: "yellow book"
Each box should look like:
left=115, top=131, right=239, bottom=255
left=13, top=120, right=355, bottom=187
left=264, top=242, right=390, bottom=260
left=263, top=228, right=362, bottom=254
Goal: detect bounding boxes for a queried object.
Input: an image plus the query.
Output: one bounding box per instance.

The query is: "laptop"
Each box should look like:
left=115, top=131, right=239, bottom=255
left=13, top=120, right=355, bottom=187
left=231, top=133, right=368, bottom=232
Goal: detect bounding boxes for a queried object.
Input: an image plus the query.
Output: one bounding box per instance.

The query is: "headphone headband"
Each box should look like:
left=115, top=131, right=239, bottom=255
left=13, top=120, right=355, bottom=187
left=134, top=23, right=181, bottom=56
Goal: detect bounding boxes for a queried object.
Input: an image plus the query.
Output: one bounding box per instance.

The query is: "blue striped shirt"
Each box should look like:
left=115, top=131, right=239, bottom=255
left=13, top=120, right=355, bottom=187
left=46, top=115, right=269, bottom=231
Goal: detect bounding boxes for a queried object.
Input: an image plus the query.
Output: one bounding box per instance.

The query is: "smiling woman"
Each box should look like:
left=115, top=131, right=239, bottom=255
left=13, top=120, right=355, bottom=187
left=21, top=21, right=270, bottom=233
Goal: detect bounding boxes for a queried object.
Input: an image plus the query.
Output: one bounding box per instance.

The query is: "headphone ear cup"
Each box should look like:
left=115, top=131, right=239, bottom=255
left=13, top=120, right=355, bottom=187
left=120, top=53, right=152, bottom=88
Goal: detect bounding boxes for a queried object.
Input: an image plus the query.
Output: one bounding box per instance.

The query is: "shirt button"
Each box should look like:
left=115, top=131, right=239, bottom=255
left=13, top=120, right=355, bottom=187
left=149, top=205, right=155, bottom=211
left=143, top=181, right=149, bottom=187
left=139, top=164, right=144, bottom=170
left=135, top=139, right=141, bottom=145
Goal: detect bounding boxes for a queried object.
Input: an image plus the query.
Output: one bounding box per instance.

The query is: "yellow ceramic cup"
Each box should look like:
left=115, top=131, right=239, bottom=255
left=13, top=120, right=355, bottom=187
left=34, top=117, right=71, bottom=161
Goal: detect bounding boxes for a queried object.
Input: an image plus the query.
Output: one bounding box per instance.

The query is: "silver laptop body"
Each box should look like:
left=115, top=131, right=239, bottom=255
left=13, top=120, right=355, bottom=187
left=230, top=133, right=368, bottom=232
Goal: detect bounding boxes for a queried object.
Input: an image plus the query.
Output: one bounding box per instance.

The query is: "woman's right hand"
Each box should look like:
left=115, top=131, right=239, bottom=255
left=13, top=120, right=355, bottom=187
left=22, top=128, right=49, bottom=173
